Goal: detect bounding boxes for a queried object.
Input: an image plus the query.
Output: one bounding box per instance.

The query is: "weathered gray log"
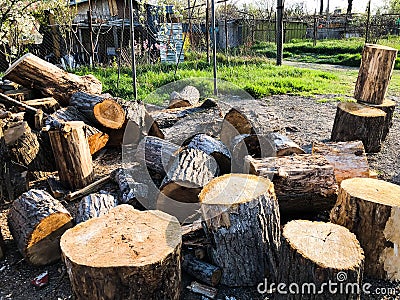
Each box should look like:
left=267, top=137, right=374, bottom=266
left=75, top=193, right=118, bottom=224
left=270, top=132, right=305, bottom=156
left=330, top=178, right=400, bottom=280
left=61, top=205, right=182, bottom=300
left=8, top=189, right=74, bottom=265
left=277, top=220, right=364, bottom=300
left=186, top=281, right=218, bottom=299
left=182, top=254, right=222, bottom=287
left=168, top=85, right=200, bottom=109
left=23, top=97, right=60, bottom=114
left=200, top=174, right=281, bottom=286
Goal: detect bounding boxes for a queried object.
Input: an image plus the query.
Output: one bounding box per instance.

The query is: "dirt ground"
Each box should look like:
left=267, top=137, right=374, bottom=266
left=1, top=93, right=399, bottom=299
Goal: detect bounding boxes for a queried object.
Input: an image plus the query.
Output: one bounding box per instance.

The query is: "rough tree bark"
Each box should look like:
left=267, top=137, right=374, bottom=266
left=182, top=254, right=222, bottom=287
left=366, top=99, right=396, bottom=140
left=23, top=97, right=60, bottom=114
left=0, top=228, right=4, bottom=259
left=75, top=193, right=118, bottom=224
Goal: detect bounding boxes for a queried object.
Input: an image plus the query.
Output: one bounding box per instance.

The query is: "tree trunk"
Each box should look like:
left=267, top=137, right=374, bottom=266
left=182, top=254, right=222, bottom=287
left=200, top=174, right=281, bottom=286
left=8, top=189, right=73, bottom=265
left=60, top=205, right=182, bottom=300
left=168, top=85, right=200, bottom=109
left=48, top=121, right=94, bottom=190
left=23, top=97, right=60, bottom=114
left=312, top=141, right=371, bottom=185
left=70, top=92, right=125, bottom=129
left=3, top=53, right=102, bottom=106
left=354, top=44, right=398, bottom=105
left=270, top=132, right=305, bottom=156
left=247, top=154, right=338, bottom=215
left=75, top=193, right=118, bottom=224
left=365, top=99, right=396, bottom=140
left=331, top=102, right=387, bottom=153
left=330, top=178, right=400, bottom=280
left=277, top=220, right=364, bottom=300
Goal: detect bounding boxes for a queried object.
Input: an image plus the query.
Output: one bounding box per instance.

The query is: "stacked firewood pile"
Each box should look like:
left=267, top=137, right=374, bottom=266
left=0, top=49, right=400, bottom=300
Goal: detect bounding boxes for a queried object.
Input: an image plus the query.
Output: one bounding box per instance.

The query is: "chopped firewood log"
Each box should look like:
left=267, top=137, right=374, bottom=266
left=64, top=174, right=112, bottom=202
left=60, top=205, right=182, bottom=300
left=182, top=254, right=222, bottom=286
left=365, top=99, right=396, bottom=140
left=75, top=192, right=118, bottom=224
left=48, top=121, right=94, bottom=190
left=184, top=133, right=231, bottom=174
left=8, top=189, right=74, bottom=265
left=23, top=97, right=60, bottom=114
left=168, top=85, right=200, bottom=109
left=354, top=44, right=398, bottom=105
left=0, top=228, right=4, bottom=259
left=0, top=92, right=40, bottom=115
left=3, top=53, right=102, bottom=106
left=270, top=132, right=305, bottom=156
left=331, top=102, right=387, bottom=153
left=330, top=178, right=400, bottom=280
left=47, top=176, right=67, bottom=199
left=70, top=92, right=125, bottom=129
left=187, top=281, right=218, bottom=299
left=247, top=154, right=338, bottom=215
left=200, top=174, right=280, bottom=286
left=277, top=220, right=364, bottom=300
left=312, top=141, right=370, bottom=184
left=220, top=108, right=253, bottom=147
left=4, top=87, right=35, bottom=101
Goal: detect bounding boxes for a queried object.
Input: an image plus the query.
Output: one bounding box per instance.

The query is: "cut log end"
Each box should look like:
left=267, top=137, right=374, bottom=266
left=93, top=98, right=126, bottom=129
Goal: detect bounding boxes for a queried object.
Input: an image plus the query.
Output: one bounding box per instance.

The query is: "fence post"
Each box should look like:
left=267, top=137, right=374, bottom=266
left=211, top=0, right=218, bottom=95
left=276, top=0, right=284, bottom=66
left=313, top=10, right=317, bottom=46
left=129, top=0, right=138, bottom=100
left=365, top=0, right=371, bottom=44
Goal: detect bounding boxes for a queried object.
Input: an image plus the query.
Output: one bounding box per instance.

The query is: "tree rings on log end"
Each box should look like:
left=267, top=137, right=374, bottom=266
left=93, top=98, right=125, bottom=129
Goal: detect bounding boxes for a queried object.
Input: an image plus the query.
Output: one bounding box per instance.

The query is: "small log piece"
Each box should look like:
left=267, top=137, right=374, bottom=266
left=8, top=189, right=74, bottom=265
left=48, top=121, right=94, bottom=190
left=200, top=174, right=281, bottom=286
left=330, top=178, right=400, bottom=280
left=3, top=53, right=102, bottom=106
left=270, top=132, right=305, bottom=156
left=60, top=205, right=182, bottom=300
left=331, top=102, right=387, bottom=153
left=365, top=99, right=397, bottom=140
left=312, top=141, right=371, bottom=185
left=168, top=85, right=200, bottom=108
left=354, top=44, right=398, bottom=105
left=247, top=155, right=338, bottom=214
left=277, top=220, right=364, bottom=300
left=219, top=108, right=253, bottom=147
left=75, top=193, right=118, bottom=224
left=182, top=254, right=222, bottom=287
left=23, top=97, right=60, bottom=114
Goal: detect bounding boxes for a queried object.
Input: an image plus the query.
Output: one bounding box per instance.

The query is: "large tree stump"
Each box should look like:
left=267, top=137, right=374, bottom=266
left=60, top=205, right=182, bottom=300
left=247, top=154, right=338, bottom=215
left=277, top=220, right=364, bottom=300
left=354, top=44, right=398, bottom=105
left=312, top=141, right=371, bottom=185
left=366, top=99, right=396, bottom=140
left=330, top=178, right=400, bottom=280
left=75, top=193, right=118, bottom=224
left=331, top=102, right=387, bottom=153
left=49, top=121, right=94, bottom=190
left=8, top=189, right=73, bottom=265
left=4, top=53, right=102, bottom=106
left=200, top=174, right=281, bottom=286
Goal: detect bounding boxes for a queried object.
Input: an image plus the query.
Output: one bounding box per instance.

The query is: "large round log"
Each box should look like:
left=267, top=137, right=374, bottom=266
left=200, top=174, right=281, bottom=286
left=3, top=53, right=102, bottom=106
left=331, top=102, right=387, bottom=153
left=60, top=205, right=182, bottom=300
left=277, top=220, right=364, bottom=300
left=8, top=189, right=73, bottom=265
left=330, top=178, right=400, bottom=280
left=354, top=44, right=398, bottom=105
left=219, top=108, right=253, bottom=147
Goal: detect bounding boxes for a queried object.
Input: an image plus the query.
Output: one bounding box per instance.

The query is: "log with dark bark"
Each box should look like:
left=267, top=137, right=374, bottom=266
left=0, top=228, right=4, bottom=259
left=312, top=141, right=371, bottom=184
left=331, top=102, right=387, bottom=153
left=168, top=85, right=200, bottom=109
left=48, top=121, right=94, bottom=190
left=3, top=53, right=102, bottom=106
left=277, top=220, right=364, bottom=300
left=200, top=174, right=280, bottom=286
left=247, top=154, right=338, bottom=215
left=186, top=281, right=217, bottom=299
left=330, top=178, right=400, bottom=280
left=4, top=87, right=35, bottom=101
left=354, top=44, right=398, bottom=105
left=60, top=205, right=182, bottom=300
left=182, top=254, right=222, bottom=287
left=75, top=193, right=118, bottom=224
left=23, top=97, right=60, bottom=114
left=8, top=189, right=74, bottom=265
left=70, top=92, right=125, bottom=129
left=365, top=99, right=396, bottom=140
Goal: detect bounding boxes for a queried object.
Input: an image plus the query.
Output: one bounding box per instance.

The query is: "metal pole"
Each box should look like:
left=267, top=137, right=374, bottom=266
left=276, top=0, right=284, bottom=66
left=224, top=0, right=228, bottom=54
left=88, top=0, right=95, bottom=67
left=211, top=0, right=218, bottom=95
left=313, top=9, right=317, bottom=47
left=117, top=0, right=127, bottom=89
left=365, top=0, right=371, bottom=44
left=206, top=0, right=210, bottom=64
left=129, top=0, right=138, bottom=100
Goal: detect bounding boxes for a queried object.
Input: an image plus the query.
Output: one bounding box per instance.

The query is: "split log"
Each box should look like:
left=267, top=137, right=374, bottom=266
left=331, top=102, right=387, bottom=153
left=219, top=108, right=253, bottom=147
left=200, top=174, right=280, bottom=286
left=365, top=99, right=396, bottom=140
left=3, top=53, right=102, bottom=106
left=23, top=97, right=60, bottom=114
left=0, top=92, right=40, bottom=115
left=168, top=85, right=200, bottom=109
left=182, top=254, right=222, bottom=287
left=75, top=193, right=118, bottom=224
left=277, top=220, right=364, bottom=300
left=354, top=44, right=398, bottom=105
left=8, top=189, right=73, bottom=265
left=0, top=228, right=4, bottom=259
left=70, top=92, right=125, bottom=129
left=270, top=132, right=305, bottom=156
left=47, top=176, right=67, bottom=199
left=247, top=155, right=338, bottom=214
left=330, top=178, right=400, bottom=280
left=60, top=205, right=182, bottom=300
left=312, top=141, right=371, bottom=184
left=48, top=121, right=94, bottom=190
